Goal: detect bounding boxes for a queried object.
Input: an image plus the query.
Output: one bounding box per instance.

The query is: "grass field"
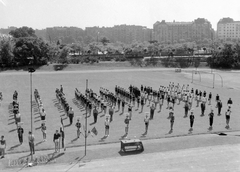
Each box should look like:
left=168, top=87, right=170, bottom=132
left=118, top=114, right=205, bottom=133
left=0, top=67, right=239, bottom=155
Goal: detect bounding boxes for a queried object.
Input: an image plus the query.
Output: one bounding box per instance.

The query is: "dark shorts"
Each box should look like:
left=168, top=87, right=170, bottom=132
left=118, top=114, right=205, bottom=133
left=226, top=115, right=230, bottom=120
left=41, top=116, right=45, bottom=121
left=105, top=125, right=109, bottom=129
left=145, top=122, right=149, bottom=126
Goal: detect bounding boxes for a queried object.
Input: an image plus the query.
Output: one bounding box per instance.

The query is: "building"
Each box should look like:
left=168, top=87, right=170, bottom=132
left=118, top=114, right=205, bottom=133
left=217, top=18, right=240, bottom=41
left=86, top=25, right=152, bottom=44
left=153, top=18, right=213, bottom=43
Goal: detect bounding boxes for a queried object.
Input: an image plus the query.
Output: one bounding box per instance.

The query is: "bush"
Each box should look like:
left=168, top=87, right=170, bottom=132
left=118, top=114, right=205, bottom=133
left=161, top=58, right=170, bottom=67
left=175, top=58, right=190, bottom=68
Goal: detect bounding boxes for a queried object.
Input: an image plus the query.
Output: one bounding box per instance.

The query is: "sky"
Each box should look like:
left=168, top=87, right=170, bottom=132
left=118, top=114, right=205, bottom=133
left=0, top=0, right=239, bottom=30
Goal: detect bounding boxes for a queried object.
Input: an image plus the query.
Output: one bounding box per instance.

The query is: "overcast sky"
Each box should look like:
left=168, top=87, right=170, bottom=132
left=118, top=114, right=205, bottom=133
left=0, top=0, right=239, bottom=30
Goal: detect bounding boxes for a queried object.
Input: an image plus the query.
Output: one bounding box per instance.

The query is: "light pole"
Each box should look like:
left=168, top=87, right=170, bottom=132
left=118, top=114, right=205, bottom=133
left=85, top=79, right=88, bottom=156
left=28, top=67, right=35, bottom=161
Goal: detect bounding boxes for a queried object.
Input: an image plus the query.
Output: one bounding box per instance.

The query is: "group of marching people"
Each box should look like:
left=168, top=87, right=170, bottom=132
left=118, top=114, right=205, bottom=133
left=95, top=82, right=234, bottom=138
left=34, top=89, right=47, bottom=141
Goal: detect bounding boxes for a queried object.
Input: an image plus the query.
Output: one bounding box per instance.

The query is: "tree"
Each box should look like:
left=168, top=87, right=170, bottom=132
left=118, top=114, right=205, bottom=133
left=58, top=46, right=72, bottom=64
left=9, top=27, right=36, bottom=38
left=0, top=38, right=14, bottom=66
left=100, top=37, right=110, bottom=45
left=13, top=37, right=50, bottom=66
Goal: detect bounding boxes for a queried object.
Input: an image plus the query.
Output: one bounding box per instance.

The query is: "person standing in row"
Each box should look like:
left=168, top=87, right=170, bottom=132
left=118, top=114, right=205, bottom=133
left=169, top=108, right=175, bottom=131
left=225, top=107, right=231, bottom=129
left=144, top=113, right=150, bottom=134
left=189, top=111, right=194, bottom=131
left=68, top=107, right=74, bottom=125
left=28, top=131, right=35, bottom=155
left=200, top=101, right=206, bottom=116
left=150, top=104, right=156, bottom=120
left=41, top=123, right=47, bottom=141
left=75, top=119, right=81, bottom=138
left=184, top=102, right=190, bottom=117
left=0, top=136, right=6, bottom=158
left=93, top=106, right=98, bottom=123
left=40, top=109, right=46, bottom=123
left=227, top=98, right=233, bottom=108
left=208, top=92, right=212, bottom=105
left=104, top=115, right=110, bottom=137
left=53, top=130, right=61, bottom=153
left=17, top=125, right=24, bottom=145
left=60, top=127, right=65, bottom=151
left=121, top=99, right=125, bottom=114
left=208, top=109, right=214, bottom=129
left=140, top=97, right=144, bottom=113
left=217, top=100, right=222, bottom=115
left=124, top=114, right=130, bottom=136
left=215, top=94, right=220, bottom=107
left=109, top=106, right=114, bottom=122
left=128, top=105, right=132, bottom=120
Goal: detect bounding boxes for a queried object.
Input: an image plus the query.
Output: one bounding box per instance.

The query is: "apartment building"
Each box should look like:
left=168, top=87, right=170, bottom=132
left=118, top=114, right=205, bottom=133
left=86, top=25, right=152, bottom=44
left=153, top=18, right=213, bottom=43
left=217, top=18, right=240, bottom=41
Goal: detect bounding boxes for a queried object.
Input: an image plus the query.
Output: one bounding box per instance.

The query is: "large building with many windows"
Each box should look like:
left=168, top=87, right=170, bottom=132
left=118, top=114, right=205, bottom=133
left=86, top=25, right=152, bottom=44
left=217, top=18, right=240, bottom=41
left=153, top=18, right=213, bottom=43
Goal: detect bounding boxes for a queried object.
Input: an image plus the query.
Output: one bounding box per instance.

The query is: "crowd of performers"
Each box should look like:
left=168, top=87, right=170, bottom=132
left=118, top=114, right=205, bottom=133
left=73, top=82, right=233, bottom=138
left=0, top=82, right=234, bottom=158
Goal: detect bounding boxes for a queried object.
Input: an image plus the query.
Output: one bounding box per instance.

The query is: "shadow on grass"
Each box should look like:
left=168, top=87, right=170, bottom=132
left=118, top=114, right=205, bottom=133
left=8, top=121, right=15, bottom=125
left=99, top=136, right=108, bottom=142
left=64, top=123, right=71, bottom=128
left=34, top=119, right=41, bottom=123
left=8, top=143, right=21, bottom=151
left=66, top=155, right=86, bottom=172
left=46, top=152, right=65, bottom=164
left=35, top=126, right=41, bottom=130
left=9, top=128, right=17, bottom=132
left=35, top=140, right=44, bottom=146
left=89, top=122, right=95, bottom=126
left=118, top=150, right=143, bottom=156
left=120, top=133, right=128, bottom=140
left=34, top=116, right=40, bottom=119
left=70, top=137, right=78, bottom=143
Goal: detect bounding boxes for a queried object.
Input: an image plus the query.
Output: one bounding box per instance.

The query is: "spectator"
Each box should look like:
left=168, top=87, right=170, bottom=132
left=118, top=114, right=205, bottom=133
left=0, top=136, right=6, bottom=158
left=53, top=130, right=61, bottom=153
left=28, top=131, right=35, bottom=155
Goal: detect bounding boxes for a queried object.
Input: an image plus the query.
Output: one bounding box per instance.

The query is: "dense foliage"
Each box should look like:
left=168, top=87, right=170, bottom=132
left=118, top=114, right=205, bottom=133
left=1, top=27, right=240, bottom=69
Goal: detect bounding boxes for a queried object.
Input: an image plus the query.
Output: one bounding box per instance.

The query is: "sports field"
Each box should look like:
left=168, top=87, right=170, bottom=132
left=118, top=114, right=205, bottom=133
left=0, top=67, right=239, bottom=155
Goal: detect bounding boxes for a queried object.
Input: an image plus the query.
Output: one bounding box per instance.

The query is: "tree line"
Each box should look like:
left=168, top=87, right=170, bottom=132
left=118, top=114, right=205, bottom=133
left=0, top=27, right=240, bottom=69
